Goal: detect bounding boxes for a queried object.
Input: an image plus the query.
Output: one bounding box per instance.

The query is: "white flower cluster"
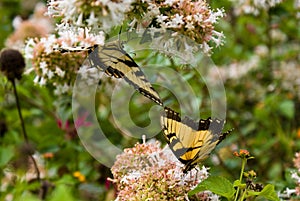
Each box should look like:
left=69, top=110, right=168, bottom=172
left=47, top=0, right=135, bottom=31
left=233, top=0, right=283, bottom=15
left=46, top=0, right=225, bottom=55
left=282, top=152, right=300, bottom=198
left=136, top=0, right=226, bottom=55
left=273, top=61, right=300, bottom=99
left=24, top=28, right=105, bottom=95
left=208, top=55, right=260, bottom=82
left=5, top=3, right=54, bottom=50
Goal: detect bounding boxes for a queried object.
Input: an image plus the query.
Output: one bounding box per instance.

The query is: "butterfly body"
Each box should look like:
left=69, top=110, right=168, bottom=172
left=161, top=107, right=231, bottom=173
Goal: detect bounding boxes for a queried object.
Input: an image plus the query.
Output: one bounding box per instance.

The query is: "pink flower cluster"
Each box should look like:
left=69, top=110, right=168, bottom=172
left=111, top=140, right=216, bottom=200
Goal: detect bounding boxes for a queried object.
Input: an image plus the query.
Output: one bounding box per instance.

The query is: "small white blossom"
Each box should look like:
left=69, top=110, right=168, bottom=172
left=47, top=70, right=54, bottom=79
left=164, top=0, right=177, bottom=6
left=156, top=14, right=168, bottom=24
left=24, top=38, right=36, bottom=59
left=208, top=192, right=220, bottom=201
left=292, top=171, right=300, bottom=182
left=171, top=14, right=184, bottom=27
left=55, top=67, right=65, bottom=77
left=54, top=83, right=70, bottom=95
left=202, top=41, right=212, bottom=54
left=207, top=8, right=225, bottom=24
left=193, top=13, right=203, bottom=22
left=211, top=31, right=225, bottom=47
left=147, top=3, right=160, bottom=17
left=86, top=11, right=98, bottom=27
left=76, top=13, right=84, bottom=26
left=39, top=77, right=47, bottom=86
left=120, top=171, right=142, bottom=184
left=285, top=188, right=297, bottom=197
left=33, top=76, right=40, bottom=84
left=185, top=22, right=195, bottom=30
left=186, top=15, right=193, bottom=21
left=43, top=35, right=57, bottom=55
left=40, top=61, right=47, bottom=70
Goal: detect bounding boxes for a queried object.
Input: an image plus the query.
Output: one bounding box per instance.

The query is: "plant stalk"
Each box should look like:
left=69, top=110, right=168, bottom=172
left=234, top=158, right=247, bottom=201
left=12, top=79, right=40, bottom=181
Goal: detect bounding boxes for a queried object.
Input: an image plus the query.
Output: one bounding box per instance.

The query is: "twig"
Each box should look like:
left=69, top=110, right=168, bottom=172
left=11, top=79, right=41, bottom=181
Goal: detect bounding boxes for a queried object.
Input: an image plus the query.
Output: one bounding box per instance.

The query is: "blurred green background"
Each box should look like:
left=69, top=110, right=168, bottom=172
left=1, top=0, right=300, bottom=200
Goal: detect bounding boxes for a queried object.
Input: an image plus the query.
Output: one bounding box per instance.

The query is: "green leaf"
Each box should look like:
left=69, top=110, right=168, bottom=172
left=0, top=145, right=14, bottom=167
left=245, top=190, right=260, bottom=197
left=14, top=192, right=40, bottom=201
left=55, top=175, right=77, bottom=185
left=257, top=184, right=280, bottom=201
left=233, top=180, right=246, bottom=189
left=278, top=100, right=294, bottom=119
left=189, top=176, right=235, bottom=200
left=49, top=184, right=76, bottom=201
left=245, top=184, right=279, bottom=201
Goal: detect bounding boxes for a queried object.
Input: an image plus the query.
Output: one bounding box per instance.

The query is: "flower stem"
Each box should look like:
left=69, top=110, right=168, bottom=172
left=12, top=79, right=40, bottom=181
left=234, top=158, right=247, bottom=201
left=240, top=188, right=247, bottom=201
left=239, top=158, right=246, bottom=181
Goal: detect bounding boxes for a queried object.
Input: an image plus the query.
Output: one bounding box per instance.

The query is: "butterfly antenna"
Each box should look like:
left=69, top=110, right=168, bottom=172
left=119, top=26, right=122, bottom=36
left=118, top=26, right=125, bottom=47
left=118, top=26, right=122, bottom=42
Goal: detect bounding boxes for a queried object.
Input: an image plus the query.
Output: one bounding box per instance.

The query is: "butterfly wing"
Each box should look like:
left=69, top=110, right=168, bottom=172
left=57, top=42, right=163, bottom=106
left=161, top=107, right=231, bottom=172
left=89, top=41, right=163, bottom=106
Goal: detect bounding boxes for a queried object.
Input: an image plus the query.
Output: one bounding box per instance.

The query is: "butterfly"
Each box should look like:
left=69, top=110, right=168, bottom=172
left=160, top=107, right=232, bottom=173
left=57, top=40, right=163, bottom=106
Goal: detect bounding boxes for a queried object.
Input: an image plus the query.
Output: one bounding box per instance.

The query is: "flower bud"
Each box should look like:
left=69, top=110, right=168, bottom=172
left=0, top=48, right=25, bottom=80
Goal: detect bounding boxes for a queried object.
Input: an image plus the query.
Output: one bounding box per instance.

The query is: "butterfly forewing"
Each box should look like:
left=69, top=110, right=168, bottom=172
left=57, top=41, right=163, bottom=106
left=97, top=41, right=163, bottom=106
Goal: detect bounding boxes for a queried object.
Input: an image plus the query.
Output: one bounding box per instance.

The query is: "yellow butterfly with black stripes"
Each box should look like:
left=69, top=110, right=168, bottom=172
left=161, top=107, right=232, bottom=173
left=57, top=40, right=163, bottom=106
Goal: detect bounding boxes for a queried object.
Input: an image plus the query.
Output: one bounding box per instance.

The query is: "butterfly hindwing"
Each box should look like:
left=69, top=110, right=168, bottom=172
left=161, top=107, right=231, bottom=173
left=57, top=41, right=163, bottom=106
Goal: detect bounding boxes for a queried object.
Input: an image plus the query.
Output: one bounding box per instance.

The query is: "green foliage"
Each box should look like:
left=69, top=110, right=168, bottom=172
left=48, top=184, right=76, bottom=201
left=1, top=0, right=300, bottom=200
left=189, top=176, right=235, bottom=200
left=190, top=151, right=280, bottom=201
left=0, top=0, right=21, bottom=48
left=0, top=145, right=14, bottom=167
left=244, top=184, right=279, bottom=201
left=14, top=193, right=41, bottom=201
left=190, top=176, right=280, bottom=201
